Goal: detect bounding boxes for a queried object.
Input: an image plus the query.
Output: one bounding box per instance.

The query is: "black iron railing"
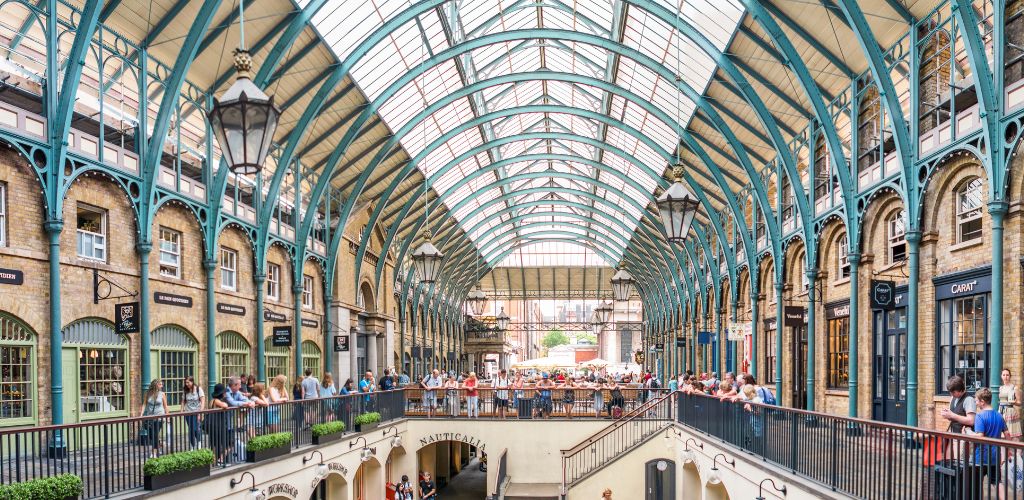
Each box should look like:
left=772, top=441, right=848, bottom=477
left=0, top=390, right=405, bottom=499
left=678, top=392, right=1024, bottom=500
left=404, top=387, right=669, bottom=419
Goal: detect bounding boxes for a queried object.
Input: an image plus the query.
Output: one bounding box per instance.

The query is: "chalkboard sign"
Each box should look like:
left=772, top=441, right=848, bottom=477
left=272, top=326, right=292, bottom=347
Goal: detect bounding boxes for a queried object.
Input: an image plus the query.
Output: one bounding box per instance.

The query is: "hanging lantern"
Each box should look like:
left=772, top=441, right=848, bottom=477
left=208, top=49, right=281, bottom=175
left=594, top=301, right=613, bottom=325
left=466, top=287, right=488, bottom=316
left=496, top=307, right=510, bottom=330
left=656, top=160, right=700, bottom=243
left=610, top=265, right=635, bottom=301
left=411, top=230, right=444, bottom=284
left=590, top=310, right=604, bottom=335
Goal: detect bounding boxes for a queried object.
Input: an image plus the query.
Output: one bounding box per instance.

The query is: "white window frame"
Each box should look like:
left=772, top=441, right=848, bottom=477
left=220, top=247, right=237, bottom=291
left=158, top=227, right=181, bottom=278
left=0, top=182, right=6, bottom=247
left=888, top=210, right=906, bottom=263
left=267, top=263, right=280, bottom=301
left=837, top=235, right=850, bottom=279
left=76, top=203, right=107, bottom=262
left=302, top=274, right=314, bottom=309
left=956, top=178, right=983, bottom=243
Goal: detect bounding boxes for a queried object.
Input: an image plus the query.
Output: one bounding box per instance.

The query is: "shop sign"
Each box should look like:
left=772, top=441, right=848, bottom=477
left=301, top=318, right=319, bottom=328
left=217, top=303, right=245, bottom=316
left=266, top=483, right=298, bottom=499
left=333, top=334, right=349, bottom=352
left=764, top=317, right=777, bottom=330
left=934, top=268, right=993, bottom=300
left=783, top=306, right=806, bottom=327
left=697, top=331, right=715, bottom=345
left=264, top=310, right=287, bottom=322
left=675, top=337, right=686, bottom=348
left=0, top=267, right=23, bottom=285
left=654, top=342, right=664, bottom=351
left=423, top=347, right=434, bottom=358
left=825, top=300, right=850, bottom=320
left=114, top=302, right=140, bottom=334
left=154, top=292, right=192, bottom=308
left=418, top=432, right=485, bottom=451
left=870, top=280, right=895, bottom=310
left=272, top=326, right=292, bottom=347
left=447, top=351, right=456, bottom=361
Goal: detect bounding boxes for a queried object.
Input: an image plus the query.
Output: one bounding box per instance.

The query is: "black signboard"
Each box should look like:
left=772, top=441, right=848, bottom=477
left=114, top=302, right=140, bottom=334
left=447, top=351, right=456, bottom=361
left=301, top=318, right=319, bottom=328
left=0, top=267, right=23, bottom=285
left=423, top=347, right=434, bottom=358
left=783, top=306, right=806, bottom=327
left=764, top=317, right=777, bottom=330
left=675, top=337, right=686, bottom=348
left=825, top=300, right=850, bottom=320
left=154, top=292, right=192, bottom=308
left=870, top=280, right=895, bottom=310
left=217, top=303, right=246, bottom=316
left=411, top=346, right=421, bottom=357
left=934, top=268, right=993, bottom=300
left=333, top=335, right=349, bottom=352
left=264, top=310, right=287, bottom=322
left=272, top=326, right=292, bottom=347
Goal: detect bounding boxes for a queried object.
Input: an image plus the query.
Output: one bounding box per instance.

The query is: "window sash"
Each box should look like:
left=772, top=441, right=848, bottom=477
left=0, top=344, right=33, bottom=421
left=78, top=347, right=127, bottom=415
left=220, top=248, right=237, bottom=290
left=827, top=317, right=850, bottom=388
left=76, top=207, right=107, bottom=261
left=267, top=264, right=280, bottom=300
left=0, top=183, right=6, bottom=247
left=302, top=275, right=313, bottom=308
left=937, top=294, right=989, bottom=394
left=158, top=229, right=181, bottom=278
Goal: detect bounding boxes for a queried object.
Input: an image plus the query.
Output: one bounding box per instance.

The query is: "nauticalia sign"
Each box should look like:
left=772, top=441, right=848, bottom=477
left=418, top=433, right=485, bottom=451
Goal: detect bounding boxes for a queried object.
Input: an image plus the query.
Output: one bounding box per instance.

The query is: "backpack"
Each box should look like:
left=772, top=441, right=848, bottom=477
left=649, top=378, right=661, bottom=389
left=757, top=386, right=777, bottom=405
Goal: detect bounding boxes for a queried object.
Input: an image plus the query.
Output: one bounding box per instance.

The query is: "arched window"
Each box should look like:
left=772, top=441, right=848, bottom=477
left=836, top=234, right=850, bottom=279
left=781, top=172, right=794, bottom=224
left=151, top=325, right=198, bottom=407
left=302, top=341, right=322, bottom=379
left=217, top=332, right=250, bottom=385
left=888, top=210, right=907, bottom=262
left=63, top=319, right=128, bottom=420
left=1005, top=0, right=1024, bottom=87
left=918, top=28, right=952, bottom=133
left=265, top=338, right=290, bottom=381
left=0, top=313, right=35, bottom=425
left=857, top=85, right=881, bottom=171
left=813, top=135, right=831, bottom=200
left=956, top=178, right=983, bottom=243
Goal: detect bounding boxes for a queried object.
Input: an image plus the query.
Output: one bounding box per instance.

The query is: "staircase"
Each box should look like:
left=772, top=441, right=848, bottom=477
left=558, top=392, right=677, bottom=496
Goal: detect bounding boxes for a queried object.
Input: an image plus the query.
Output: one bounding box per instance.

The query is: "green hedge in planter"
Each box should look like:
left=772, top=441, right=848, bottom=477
left=354, top=412, right=381, bottom=426
left=0, top=473, right=83, bottom=500
left=247, top=432, right=292, bottom=452
left=311, top=421, right=346, bottom=438
left=143, top=449, right=214, bottom=476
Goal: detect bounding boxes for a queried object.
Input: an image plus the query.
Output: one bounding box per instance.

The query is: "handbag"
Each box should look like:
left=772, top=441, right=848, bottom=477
left=138, top=421, right=151, bottom=445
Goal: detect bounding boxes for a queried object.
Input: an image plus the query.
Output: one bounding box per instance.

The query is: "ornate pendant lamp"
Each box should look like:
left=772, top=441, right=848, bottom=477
left=466, top=287, right=487, bottom=316
left=610, top=263, right=635, bottom=301
left=411, top=229, right=444, bottom=284
left=496, top=307, right=510, bottom=331
left=657, top=160, right=700, bottom=243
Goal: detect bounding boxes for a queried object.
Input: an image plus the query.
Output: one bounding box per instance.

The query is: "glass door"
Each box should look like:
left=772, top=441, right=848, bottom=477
left=872, top=308, right=907, bottom=423
left=791, top=325, right=807, bottom=409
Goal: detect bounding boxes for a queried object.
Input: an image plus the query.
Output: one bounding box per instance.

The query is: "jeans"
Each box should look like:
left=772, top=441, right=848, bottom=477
left=184, top=414, right=201, bottom=448
left=467, top=396, right=479, bottom=417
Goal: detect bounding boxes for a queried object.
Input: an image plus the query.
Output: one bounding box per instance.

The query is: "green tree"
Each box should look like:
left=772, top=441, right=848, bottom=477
left=541, top=329, right=570, bottom=349
left=577, top=333, right=597, bottom=345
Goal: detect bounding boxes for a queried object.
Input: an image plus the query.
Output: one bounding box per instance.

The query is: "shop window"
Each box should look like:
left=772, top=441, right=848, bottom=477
left=0, top=182, right=6, bottom=247
left=619, top=328, right=633, bottom=363
left=265, top=338, right=290, bottom=381
left=302, top=274, right=314, bottom=309
left=1006, top=0, right=1024, bottom=87
left=152, top=326, right=197, bottom=407
left=857, top=85, right=882, bottom=171
left=888, top=210, right=907, bottom=263
left=220, top=247, right=237, bottom=291
left=158, top=227, right=181, bottom=278
left=76, top=204, right=106, bottom=262
left=64, top=319, right=128, bottom=418
left=217, top=331, right=250, bottom=385
left=955, top=178, right=983, bottom=243
left=302, top=340, right=321, bottom=379
left=764, top=320, right=776, bottom=384
left=0, top=314, right=34, bottom=424
left=837, top=234, right=850, bottom=279
left=267, top=263, right=280, bottom=301
left=938, top=294, right=988, bottom=393
left=827, top=316, right=850, bottom=388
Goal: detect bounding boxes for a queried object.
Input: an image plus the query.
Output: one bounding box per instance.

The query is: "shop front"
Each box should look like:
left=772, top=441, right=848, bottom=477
left=870, top=281, right=908, bottom=424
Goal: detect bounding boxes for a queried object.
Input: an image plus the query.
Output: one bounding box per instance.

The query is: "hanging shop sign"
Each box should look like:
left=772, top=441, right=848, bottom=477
left=0, top=267, right=23, bottom=285
left=301, top=318, right=319, bottom=328
left=825, top=300, right=850, bottom=320
left=783, top=306, right=806, bottom=327
left=333, top=334, right=349, bottom=352
left=217, top=303, right=246, bottom=316
left=447, top=351, right=456, bottom=361
left=264, top=310, right=287, bottom=322
left=675, top=337, right=686, bottom=348
left=423, top=347, right=434, bottom=358
left=697, top=331, right=715, bottom=345
left=154, top=292, right=192, bottom=308
left=654, top=342, right=665, bottom=351
left=934, top=267, right=993, bottom=300
left=272, top=326, right=292, bottom=347
left=870, top=280, right=895, bottom=310
left=727, top=322, right=751, bottom=341
left=114, top=302, right=140, bottom=334
left=764, top=317, right=777, bottom=330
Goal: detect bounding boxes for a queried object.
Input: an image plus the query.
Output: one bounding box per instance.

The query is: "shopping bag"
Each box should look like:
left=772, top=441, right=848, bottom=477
left=923, top=434, right=950, bottom=467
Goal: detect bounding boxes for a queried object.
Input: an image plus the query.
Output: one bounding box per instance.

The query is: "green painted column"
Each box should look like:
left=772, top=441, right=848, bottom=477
left=294, top=284, right=304, bottom=379
left=775, top=281, right=784, bottom=399
left=750, top=290, right=758, bottom=380
left=848, top=253, right=860, bottom=418
left=137, top=243, right=152, bottom=396
left=714, top=305, right=722, bottom=375
left=906, top=230, right=921, bottom=426
left=323, top=293, right=333, bottom=375
left=45, top=221, right=64, bottom=425
left=989, top=202, right=1008, bottom=392
left=205, top=259, right=217, bottom=395
left=730, top=297, right=738, bottom=374
left=806, top=269, right=818, bottom=411
left=254, top=273, right=266, bottom=383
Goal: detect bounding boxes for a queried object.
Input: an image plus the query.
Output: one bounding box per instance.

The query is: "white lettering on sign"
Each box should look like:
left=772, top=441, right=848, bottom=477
left=830, top=305, right=850, bottom=317
left=950, top=280, right=978, bottom=295
left=895, top=294, right=904, bottom=305
left=0, top=272, right=15, bottom=280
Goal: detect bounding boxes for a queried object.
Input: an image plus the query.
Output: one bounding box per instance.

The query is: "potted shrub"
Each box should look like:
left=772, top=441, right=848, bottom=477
left=311, top=421, right=346, bottom=445
left=354, top=412, right=381, bottom=432
left=246, top=432, right=293, bottom=463
left=0, top=474, right=83, bottom=499
left=143, top=449, right=214, bottom=490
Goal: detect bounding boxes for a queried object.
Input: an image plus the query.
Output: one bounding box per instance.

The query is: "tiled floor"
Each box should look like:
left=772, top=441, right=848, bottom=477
left=439, top=458, right=488, bottom=500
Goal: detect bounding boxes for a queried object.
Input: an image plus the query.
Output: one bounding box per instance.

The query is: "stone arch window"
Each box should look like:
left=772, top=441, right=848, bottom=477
left=918, top=26, right=952, bottom=134
left=264, top=337, right=290, bottom=381
left=955, top=177, right=984, bottom=243
left=888, top=210, right=907, bottom=263
left=857, top=84, right=881, bottom=171
left=1005, top=0, right=1024, bottom=87
left=780, top=171, right=794, bottom=224
left=0, top=313, right=35, bottom=425
left=813, top=135, right=831, bottom=200
left=217, top=331, right=250, bottom=385
left=302, top=341, right=322, bottom=379
left=151, top=325, right=198, bottom=407
left=63, top=319, right=129, bottom=420
left=836, top=233, right=850, bottom=279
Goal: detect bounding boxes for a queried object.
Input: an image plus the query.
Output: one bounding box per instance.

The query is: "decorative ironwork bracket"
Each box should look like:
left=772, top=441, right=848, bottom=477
left=93, top=268, right=138, bottom=304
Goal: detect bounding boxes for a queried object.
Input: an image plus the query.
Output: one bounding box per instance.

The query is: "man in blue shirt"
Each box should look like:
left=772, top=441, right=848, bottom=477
left=226, top=377, right=255, bottom=408
left=359, top=371, right=376, bottom=411
left=968, top=387, right=1007, bottom=487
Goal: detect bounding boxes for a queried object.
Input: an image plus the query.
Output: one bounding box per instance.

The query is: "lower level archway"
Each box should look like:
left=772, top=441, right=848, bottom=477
left=417, top=440, right=487, bottom=500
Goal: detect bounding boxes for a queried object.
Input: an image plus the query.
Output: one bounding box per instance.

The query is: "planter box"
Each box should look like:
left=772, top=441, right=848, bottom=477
left=144, top=465, right=210, bottom=490
left=355, top=421, right=378, bottom=433
left=246, top=443, right=291, bottom=463
left=312, top=431, right=343, bottom=446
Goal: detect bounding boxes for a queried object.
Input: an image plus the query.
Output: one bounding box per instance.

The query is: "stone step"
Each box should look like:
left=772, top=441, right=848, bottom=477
left=503, top=482, right=560, bottom=500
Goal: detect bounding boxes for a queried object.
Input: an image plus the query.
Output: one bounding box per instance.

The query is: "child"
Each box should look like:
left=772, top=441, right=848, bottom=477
left=966, top=388, right=1008, bottom=488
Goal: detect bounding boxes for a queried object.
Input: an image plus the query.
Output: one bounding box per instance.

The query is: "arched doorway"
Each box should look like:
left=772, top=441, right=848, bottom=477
left=310, top=472, right=347, bottom=500
left=644, top=459, right=675, bottom=500
left=417, top=440, right=487, bottom=500
left=353, top=457, right=383, bottom=500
